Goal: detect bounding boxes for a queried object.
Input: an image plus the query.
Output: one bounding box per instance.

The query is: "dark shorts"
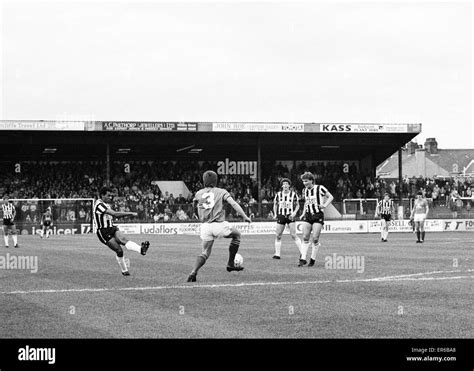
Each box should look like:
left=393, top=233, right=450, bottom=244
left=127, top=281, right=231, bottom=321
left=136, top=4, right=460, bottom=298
left=43, top=220, right=52, bottom=227
left=97, top=226, right=119, bottom=245
left=3, top=218, right=14, bottom=227
left=276, top=214, right=295, bottom=225
left=302, top=212, right=324, bottom=225
left=381, top=214, right=392, bottom=222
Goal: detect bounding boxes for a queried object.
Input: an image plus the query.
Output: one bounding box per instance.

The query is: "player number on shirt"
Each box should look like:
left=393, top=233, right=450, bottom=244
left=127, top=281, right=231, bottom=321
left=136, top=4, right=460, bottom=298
left=202, top=192, right=215, bottom=209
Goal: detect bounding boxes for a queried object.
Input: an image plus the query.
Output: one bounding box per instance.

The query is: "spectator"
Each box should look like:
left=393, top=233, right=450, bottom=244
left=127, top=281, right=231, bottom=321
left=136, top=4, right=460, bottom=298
left=175, top=206, right=189, bottom=221
left=176, top=193, right=187, bottom=204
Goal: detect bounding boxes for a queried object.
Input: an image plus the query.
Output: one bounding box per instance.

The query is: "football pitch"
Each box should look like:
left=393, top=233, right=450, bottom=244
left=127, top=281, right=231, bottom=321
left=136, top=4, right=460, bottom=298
left=1, top=232, right=472, bottom=338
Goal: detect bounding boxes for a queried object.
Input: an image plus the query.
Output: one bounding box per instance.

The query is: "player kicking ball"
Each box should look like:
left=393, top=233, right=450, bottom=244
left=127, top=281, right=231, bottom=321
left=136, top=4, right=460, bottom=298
left=410, top=191, right=429, bottom=243
left=94, top=187, right=150, bottom=276
left=187, top=170, right=251, bottom=282
left=298, top=172, right=334, bottom=267
left=374, top=193, right=394, bottom=242
left=272, top=178, right=302, bottom=259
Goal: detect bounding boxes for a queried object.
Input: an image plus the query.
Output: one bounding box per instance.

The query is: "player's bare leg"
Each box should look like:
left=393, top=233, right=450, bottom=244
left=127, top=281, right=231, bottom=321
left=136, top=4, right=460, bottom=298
left=225, top=228, right=244, bottom=272
left=380, top=220, right=386, bottom=241
left=41, top=225, right=48, bottom=238
left=11, top=225, right=18, bottom=248
left=299, top=222, right=312, bottom=266
left=419, top=220, right=426, bottom=243
left=288, top=222, right=302, bottom=256
left=273, top=223, right=285, bottom=259
left=384, top=221, right=390, bottom=241
left=415, top=221, right=423, bottom=243
left=308, top=223, right=323, bottom=267
left=381, top=220, right=389, bottom=242
left=115, top=230, right=150, bottom=255
left=187, top=240, right=214, bottom=282
left=106, top=238, right=129, bottom=276
left=3, top=226, right=9, bottom=247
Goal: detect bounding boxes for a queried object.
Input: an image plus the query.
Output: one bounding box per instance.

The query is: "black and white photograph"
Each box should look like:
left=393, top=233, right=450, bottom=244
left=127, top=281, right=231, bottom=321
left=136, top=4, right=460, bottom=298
left=0, top=0, right=472, bottom=369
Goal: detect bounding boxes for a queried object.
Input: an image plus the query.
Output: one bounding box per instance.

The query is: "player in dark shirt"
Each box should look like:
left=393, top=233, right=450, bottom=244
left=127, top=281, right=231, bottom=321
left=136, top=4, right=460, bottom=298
left=94, top=187, right=150, bottom=276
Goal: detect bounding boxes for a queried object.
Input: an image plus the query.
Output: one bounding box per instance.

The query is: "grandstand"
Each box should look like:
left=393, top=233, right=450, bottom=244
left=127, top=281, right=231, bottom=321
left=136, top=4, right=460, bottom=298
left=0, top=121, right=428, bottom=226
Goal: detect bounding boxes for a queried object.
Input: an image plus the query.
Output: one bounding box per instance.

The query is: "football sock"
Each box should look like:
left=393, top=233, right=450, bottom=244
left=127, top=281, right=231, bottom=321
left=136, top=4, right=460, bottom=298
left=274, top=240, right=281, bottom=257
left=311, top=242, right=320, bottom=261
left=115, top=256, right=128, bottom=272
left=294, top=237, right=302, bottom=254
left=421, top=231, right=425, bottom=241
left=4, top=235, right=8, bottom=246
left=12, top=235, right=17, bottom=246
left=192, top=254, right=207, bottom=274
left=301, top=241, right=310, bottom=260
left=125, top=241, right=141, bottom=253
left=416, top=231, right=420, bottom=241
left=228, top=239, right=240, bottom=266
left=385, top=230, right=389, bottom=240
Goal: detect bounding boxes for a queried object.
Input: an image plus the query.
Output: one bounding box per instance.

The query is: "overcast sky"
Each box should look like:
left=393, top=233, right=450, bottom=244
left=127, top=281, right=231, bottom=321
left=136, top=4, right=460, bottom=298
left=1, top=1, right=472, bottom=148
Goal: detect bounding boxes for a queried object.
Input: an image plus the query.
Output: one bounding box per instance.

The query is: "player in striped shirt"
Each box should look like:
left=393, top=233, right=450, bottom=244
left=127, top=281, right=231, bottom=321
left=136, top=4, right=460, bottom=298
left=374, top=193, right=395, bottom=242
left=94, top=187, right=150, bottom=276
left=298, top=172, right=334, bottom=267
left=272, top=178, right=302, bottom=259
left=40, top=207, right=53, bottom=239
left=2, top=195, right=19, bottom=248
left=187, top=170, right=251, bottom=282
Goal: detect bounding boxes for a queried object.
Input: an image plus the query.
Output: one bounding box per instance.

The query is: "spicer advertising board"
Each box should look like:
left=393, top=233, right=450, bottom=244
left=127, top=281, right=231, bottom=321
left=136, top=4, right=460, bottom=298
left=18, top=223, right=89, bottom=236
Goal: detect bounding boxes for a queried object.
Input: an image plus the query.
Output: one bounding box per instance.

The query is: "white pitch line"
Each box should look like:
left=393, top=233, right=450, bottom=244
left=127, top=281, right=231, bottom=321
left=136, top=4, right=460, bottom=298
left=379, top=275, right=474, bottom=282
left=361, top=269, right=474, bottom=282
left=1, top=270, right=473, bottom=295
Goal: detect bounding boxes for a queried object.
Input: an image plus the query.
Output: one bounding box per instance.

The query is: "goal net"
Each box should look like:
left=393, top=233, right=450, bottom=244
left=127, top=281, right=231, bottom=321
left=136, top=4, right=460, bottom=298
left=7, top=198, right=94, bottom=236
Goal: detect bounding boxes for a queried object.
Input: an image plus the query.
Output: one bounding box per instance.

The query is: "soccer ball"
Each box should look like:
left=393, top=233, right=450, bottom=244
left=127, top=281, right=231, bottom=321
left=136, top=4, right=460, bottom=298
left=234, top=253, right=243, bottom=267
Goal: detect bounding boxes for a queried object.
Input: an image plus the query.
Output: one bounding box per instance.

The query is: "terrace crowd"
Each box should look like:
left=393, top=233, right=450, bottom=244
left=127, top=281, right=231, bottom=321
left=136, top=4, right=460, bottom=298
left=1, top=161, right=473, bottom=222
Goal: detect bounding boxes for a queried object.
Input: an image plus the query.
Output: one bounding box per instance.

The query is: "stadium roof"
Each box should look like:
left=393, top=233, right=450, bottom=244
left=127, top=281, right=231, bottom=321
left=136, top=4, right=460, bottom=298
left=1, top=121, right=421, bottom=168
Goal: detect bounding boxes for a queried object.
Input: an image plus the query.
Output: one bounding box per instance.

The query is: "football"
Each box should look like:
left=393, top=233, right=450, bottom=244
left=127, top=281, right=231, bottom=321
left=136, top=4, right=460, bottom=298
left=234, top=253, right=243, bottom=267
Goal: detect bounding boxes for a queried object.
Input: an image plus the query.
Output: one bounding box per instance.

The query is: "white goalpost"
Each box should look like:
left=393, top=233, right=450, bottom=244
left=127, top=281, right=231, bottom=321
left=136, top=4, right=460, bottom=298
left=6, top=198, right=95, bottom=236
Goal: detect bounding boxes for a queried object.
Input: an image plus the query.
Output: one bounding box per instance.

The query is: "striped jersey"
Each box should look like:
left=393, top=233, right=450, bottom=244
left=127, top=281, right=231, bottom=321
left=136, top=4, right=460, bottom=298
left=378, top=199, right=394, bottom=215
left=302, top=185, right=328, bottom=214
left=93, top=199, right=114, bottom=229
left=43, top=211, right=52, bottom=222
left=194, top=187, right=231, bottom=223
left=274, top=191, right=299, bottom=216
left=2, top=203, right=15, bottom=220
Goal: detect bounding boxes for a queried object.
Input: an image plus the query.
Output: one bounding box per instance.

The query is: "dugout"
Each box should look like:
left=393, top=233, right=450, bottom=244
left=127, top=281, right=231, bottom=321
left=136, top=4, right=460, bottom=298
left=0, top=121, right=421, bottom=206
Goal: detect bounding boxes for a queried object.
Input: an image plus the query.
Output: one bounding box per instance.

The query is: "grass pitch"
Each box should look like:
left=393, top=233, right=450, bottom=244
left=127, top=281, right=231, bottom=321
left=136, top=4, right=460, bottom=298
left=0, top=232, right=472, bottom=338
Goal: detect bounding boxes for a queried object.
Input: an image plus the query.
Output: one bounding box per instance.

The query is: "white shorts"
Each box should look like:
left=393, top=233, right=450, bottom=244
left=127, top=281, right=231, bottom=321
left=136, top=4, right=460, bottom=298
left=414, top=214, right=426, bottom=223
left=200, top=221, right=232, bottom=242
